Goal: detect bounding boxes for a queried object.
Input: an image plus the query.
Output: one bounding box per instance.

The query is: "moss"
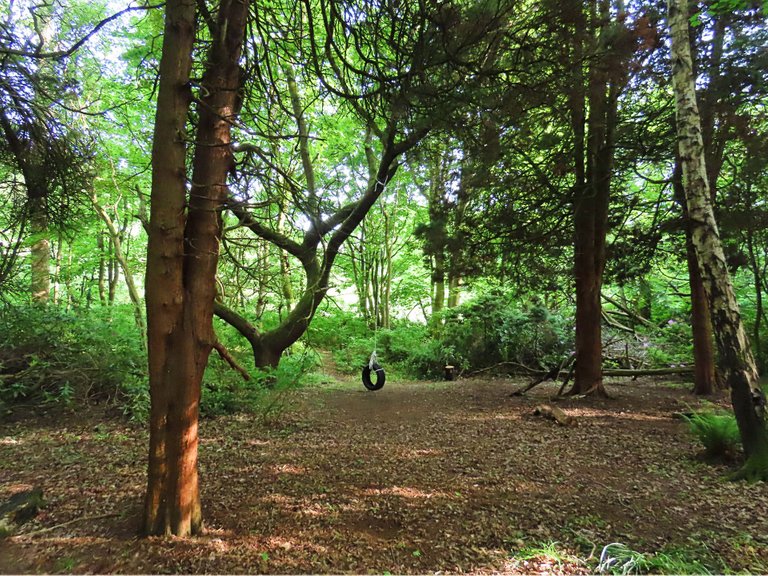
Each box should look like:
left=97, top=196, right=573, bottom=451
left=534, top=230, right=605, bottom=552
left=730, top=451, right=768, bottom=482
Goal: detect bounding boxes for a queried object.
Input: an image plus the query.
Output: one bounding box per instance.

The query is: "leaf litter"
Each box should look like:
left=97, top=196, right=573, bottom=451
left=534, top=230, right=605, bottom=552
left=1, top=374, right=768, bottom=574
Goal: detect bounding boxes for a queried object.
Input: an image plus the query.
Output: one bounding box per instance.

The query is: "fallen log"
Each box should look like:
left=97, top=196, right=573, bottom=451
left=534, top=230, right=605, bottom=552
left=602, top=366, right=694, bottom=376
left=533, top=404, right=576, bottom=426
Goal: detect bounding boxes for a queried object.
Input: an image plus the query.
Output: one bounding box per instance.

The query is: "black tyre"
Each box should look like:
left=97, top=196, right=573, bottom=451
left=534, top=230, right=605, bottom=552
left=362, top=362, right=386, bottom=391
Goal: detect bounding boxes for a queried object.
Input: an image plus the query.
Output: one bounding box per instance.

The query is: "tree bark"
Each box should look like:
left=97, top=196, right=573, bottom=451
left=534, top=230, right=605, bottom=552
left=144, top=0, right=250, bottom=536
left=144, top=0, right=197, bottom=537
left=570, top=0, right=621, bottom=397
left=29, top=196, right=50, bottom=304
left=669, top=0, right=768, bottom=479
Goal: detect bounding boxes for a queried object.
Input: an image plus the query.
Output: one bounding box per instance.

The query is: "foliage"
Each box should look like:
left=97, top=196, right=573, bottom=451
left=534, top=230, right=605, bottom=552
left=683, top=408, right=742, bottom=461
left=597, top=542, right=717, bottom=575
left=438, top=290, right=572, bottom=375
left=0, top=304, right=321, bottom=420
left=511, top=541, right=584, bottom=570
left=0, top=304, right=146, bottom=416
left=204, top=345, right=320, bottom=423
left=307, top=310, right=372, bottom=351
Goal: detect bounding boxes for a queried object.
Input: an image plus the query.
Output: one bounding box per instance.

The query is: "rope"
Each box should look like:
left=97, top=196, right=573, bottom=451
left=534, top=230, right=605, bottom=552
left=369, top=286, right=379, bottom=370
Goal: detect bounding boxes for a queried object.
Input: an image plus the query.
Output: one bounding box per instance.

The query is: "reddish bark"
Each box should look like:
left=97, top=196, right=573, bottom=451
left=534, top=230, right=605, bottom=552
left=686, top=227, right=719, bottom=395
left=144, top=0, right=250, bottom=536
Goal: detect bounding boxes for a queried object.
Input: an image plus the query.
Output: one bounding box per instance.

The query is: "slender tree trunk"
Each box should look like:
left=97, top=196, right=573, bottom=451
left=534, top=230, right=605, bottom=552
left=747, top=232, right=763, bottom=369
left=669, top=0, right=768, bottom=479
left=276, top=209, right=293, bottom=313
left=383, top=210, right=392, bottom=329
left=432, top=253, right=446, bottom=315
left=97, top=233, right=107, bottom=305
left=92, top=193, right=147, bottom=344
left=29, top=197, right=49, bottom=304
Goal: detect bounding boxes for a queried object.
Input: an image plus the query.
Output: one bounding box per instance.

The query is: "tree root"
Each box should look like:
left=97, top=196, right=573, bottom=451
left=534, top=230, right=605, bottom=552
left=729, top=454, right=768, bottom=482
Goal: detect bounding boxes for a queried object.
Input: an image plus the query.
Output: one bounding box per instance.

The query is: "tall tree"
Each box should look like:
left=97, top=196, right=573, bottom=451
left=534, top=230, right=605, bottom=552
left=213, top=0, right=518, bottom=368
left=668, top=0, right=768, bottom=479
left=567, top=0, right=635, bottom=395
left=144, top=0, right=250, bottom=535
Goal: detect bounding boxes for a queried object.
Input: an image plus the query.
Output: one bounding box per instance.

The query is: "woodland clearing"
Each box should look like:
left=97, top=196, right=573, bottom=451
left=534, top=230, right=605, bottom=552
left=1, top=368, right=767, bottom=574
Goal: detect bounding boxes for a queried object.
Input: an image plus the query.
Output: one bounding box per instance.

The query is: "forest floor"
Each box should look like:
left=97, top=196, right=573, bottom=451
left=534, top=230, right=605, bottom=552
left=2, top=362, right=768, bottom=574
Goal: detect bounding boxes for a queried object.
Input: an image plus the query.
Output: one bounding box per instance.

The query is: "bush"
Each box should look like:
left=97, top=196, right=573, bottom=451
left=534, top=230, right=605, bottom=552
left=0, top=304, right=323, bottom=421
left=307, top=309, right=371, bottom=350
left=0, top=304, right=147, bottom=417
left=437, top=290, right=571, bottom=375
left=683, top=409, right=741, bottom=461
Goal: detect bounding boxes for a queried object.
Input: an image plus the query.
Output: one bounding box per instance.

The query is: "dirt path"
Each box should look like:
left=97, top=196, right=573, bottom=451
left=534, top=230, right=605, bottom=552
left=1, top=373, right=767, bottom=573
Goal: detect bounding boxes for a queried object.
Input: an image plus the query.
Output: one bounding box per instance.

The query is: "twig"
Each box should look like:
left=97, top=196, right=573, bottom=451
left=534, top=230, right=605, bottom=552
left=15, top=513, right=120, bottom=537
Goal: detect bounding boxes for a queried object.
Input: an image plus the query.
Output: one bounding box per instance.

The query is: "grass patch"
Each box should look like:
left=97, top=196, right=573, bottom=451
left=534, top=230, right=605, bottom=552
left=597, top=542, right=719, bottom=574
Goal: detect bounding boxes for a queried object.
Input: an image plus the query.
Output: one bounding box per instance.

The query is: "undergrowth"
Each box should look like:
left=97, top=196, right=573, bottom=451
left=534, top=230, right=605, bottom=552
left=597, top=542, right=720, bottom=574
left=0, top=305, right=319, bottom=421
left=683, top=407, right=742, bottom=461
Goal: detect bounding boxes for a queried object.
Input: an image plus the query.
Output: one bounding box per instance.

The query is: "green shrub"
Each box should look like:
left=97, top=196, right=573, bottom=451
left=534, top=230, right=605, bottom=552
left=307, top=310, right=371, bottom=350
left=437, top=290, right=571, bottom=374
left=0, top=305, right=146, bottom=416
left=683, top=409, right=741, bottom=461
left=0, top=304, right=323, bottom=420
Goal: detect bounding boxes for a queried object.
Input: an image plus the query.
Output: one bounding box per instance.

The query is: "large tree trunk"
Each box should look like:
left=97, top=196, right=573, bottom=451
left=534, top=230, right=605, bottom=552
left=569, top=0, right=620, bottom=397
left=144, top=0, right=197, bottom=537
left=674, top=159, right=719, bottom=394
left=669, top=0, right=768, bottom=479
left=144, top=0, right=250, bottom=536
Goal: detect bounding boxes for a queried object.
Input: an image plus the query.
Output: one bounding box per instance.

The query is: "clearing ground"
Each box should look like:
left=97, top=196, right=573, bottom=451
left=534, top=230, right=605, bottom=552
left=1, top=367, right=768, bottom=574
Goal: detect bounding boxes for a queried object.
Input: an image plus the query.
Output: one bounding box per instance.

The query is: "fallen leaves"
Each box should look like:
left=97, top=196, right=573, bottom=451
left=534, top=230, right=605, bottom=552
left=0, top=377, right=767, bottom=573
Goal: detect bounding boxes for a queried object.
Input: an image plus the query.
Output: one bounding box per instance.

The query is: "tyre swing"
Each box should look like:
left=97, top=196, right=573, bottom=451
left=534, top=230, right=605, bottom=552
left=362, top=351, right=386, bottom=391
left=362, top=301, right=386, bottom=391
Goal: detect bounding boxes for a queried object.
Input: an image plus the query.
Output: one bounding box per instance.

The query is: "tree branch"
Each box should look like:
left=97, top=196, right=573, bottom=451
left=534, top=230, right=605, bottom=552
left=0, top=4, right=164, bottom=59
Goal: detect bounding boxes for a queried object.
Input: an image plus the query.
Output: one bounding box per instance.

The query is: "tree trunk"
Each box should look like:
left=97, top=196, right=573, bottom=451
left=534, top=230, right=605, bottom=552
left=569, top=0, right=620, bottom=397
left=669, top=0, right=768, bottom=479
left=447, top=275, right=461, bottom=309
left=97, top=233, right=107, bottom=305
left=92, top=192, right=146, bottom=344
left=432, top=252, right=446, bottom=315
left=686, top=220, right=719, bottom=394
left=29, top=197, right=49, bottom=304
left=747, top=231, right=764, bottom=370
left=144, top=0, right=250, bottom=536
left=144, top=0, right=198, bottom=537
left=573, top=195, right=605, bottom=395
left=674, top=159, right=718, bottom=394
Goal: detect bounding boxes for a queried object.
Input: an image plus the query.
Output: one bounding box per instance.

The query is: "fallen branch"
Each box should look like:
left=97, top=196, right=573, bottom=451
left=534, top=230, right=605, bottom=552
left=601, top=310, right=636, bottom=334
left=466, top=361, right=540, bottom=377
left=601, top=293, right=653, bottom=327
left=511, top=353, right=576, bottom=396
left=533, top=404, right=576, bottom=426
left=603, top=366, right=694, bottom=376
left=15, top=513, right=120, bottom=537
